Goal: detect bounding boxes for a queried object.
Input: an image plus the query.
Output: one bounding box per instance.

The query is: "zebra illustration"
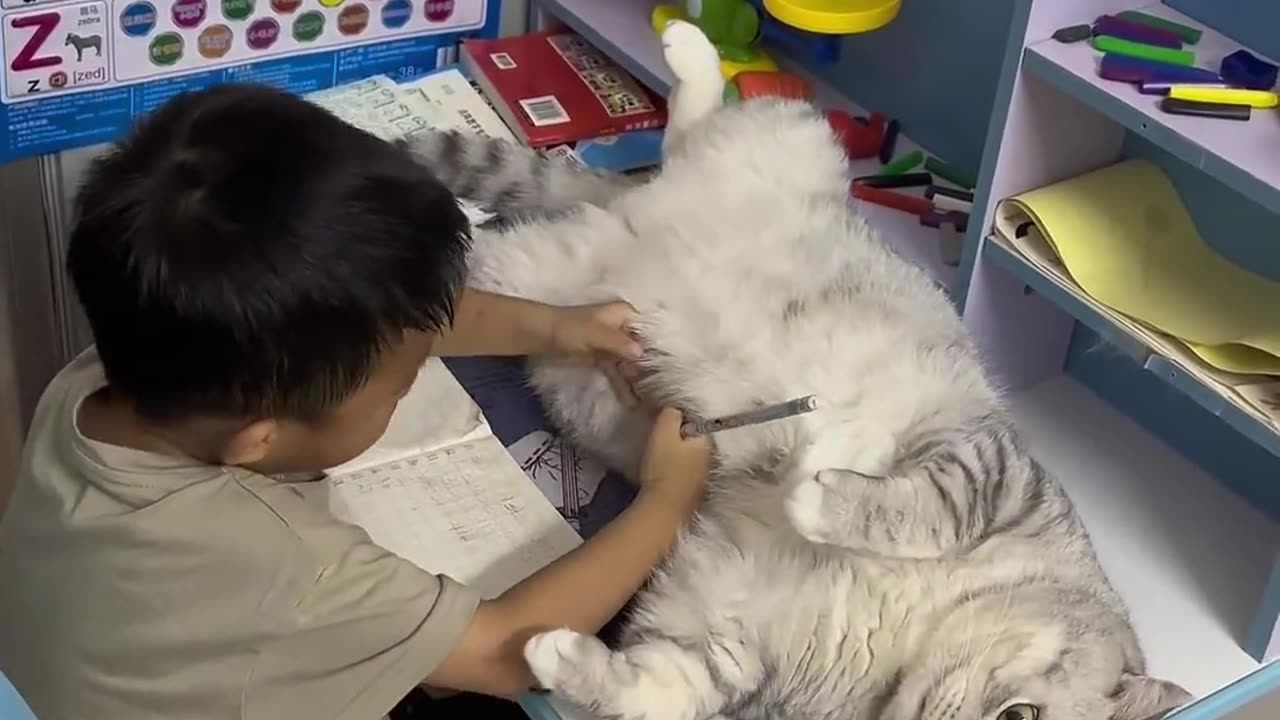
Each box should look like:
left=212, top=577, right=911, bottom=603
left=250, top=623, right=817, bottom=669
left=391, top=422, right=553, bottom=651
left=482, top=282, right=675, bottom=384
left=65, top=33, right=102, bottom=62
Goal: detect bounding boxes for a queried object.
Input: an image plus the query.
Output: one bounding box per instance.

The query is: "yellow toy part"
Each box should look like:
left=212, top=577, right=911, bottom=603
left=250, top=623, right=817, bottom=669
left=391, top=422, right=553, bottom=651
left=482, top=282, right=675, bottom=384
left=720, top=53, right=778, bottom=80
left=651, top=3, right=687, bottom=33
left=763, top=0, right=902, bottom=34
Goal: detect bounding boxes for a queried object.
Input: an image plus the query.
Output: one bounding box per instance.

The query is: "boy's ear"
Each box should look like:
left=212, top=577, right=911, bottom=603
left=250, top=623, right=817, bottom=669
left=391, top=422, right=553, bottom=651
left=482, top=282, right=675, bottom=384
left=219, top=419, right=278, bottom=467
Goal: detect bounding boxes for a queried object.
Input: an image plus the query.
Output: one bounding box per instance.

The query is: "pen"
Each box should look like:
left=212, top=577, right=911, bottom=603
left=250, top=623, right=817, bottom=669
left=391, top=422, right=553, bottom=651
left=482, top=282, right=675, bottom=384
left=680, top=395, right=819, bottom=438
left=1138, top=80, right=1229, bottom=96
left=1160, top=97, right=1252, bottom=121
left=851, top=183, right=933, bottom=216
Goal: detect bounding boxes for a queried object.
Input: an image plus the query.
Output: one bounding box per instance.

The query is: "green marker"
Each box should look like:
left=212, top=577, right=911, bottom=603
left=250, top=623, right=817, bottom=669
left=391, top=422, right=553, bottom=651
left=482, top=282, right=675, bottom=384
left=924, top=156, right=976, bottom=190
left=1116, top=10, right=1202, bottom=45
left=877, top=149, right=924, bottom=176
left=1092, top=35, right=1195, bottom=66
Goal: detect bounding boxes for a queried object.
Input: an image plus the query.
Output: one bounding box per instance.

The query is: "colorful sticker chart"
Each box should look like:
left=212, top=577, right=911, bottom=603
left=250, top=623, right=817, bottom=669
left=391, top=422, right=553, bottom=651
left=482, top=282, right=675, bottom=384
left=0, top=0, right=498, bottom=163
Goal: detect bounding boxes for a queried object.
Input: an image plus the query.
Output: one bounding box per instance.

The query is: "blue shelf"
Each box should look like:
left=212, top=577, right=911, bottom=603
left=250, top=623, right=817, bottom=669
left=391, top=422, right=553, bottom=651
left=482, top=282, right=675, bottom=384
left=982, top=234, right=1280, bottom=459
left=1023, top=4, right=1280, bottom=217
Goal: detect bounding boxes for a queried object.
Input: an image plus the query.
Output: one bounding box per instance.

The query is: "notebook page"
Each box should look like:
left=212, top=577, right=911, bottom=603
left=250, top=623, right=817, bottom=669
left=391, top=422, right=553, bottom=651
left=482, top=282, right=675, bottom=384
left=329, top=434, right=582, bottom=599
left=326, top=357, right=489, bottom=477
left=305, top=75, right=497, bottom=226
left=326, top=357, right=581, bottom=598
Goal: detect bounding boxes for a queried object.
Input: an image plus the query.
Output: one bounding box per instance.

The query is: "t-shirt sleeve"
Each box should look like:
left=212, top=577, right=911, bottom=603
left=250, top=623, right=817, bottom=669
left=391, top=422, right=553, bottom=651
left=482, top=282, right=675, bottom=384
left=245, top=516, right=480, bottom=720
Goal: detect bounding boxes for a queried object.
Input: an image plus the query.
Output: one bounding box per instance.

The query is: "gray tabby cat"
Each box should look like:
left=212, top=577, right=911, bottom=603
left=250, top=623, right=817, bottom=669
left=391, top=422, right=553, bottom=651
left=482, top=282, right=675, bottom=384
left=404, top=20, right=1192, bottom=720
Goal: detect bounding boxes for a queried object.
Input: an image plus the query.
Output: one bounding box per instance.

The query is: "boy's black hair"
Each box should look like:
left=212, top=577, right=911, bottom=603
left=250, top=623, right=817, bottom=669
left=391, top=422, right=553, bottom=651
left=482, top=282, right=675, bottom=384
left=67, top=83, right=470, bottom=421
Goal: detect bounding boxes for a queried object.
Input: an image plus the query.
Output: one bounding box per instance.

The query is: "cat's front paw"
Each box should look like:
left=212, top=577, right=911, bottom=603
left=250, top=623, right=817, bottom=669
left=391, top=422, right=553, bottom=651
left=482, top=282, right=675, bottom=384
left=661, top=20, right=721, bottom=84
left=784, top=471, right=842, bottom=544
left=524, top=628, right=605, bottom=691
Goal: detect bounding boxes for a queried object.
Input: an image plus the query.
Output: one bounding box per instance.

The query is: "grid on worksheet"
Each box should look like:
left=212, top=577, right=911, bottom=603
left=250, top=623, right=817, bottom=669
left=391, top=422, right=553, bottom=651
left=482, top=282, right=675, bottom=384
left=330, top=435, right=581, bottom=599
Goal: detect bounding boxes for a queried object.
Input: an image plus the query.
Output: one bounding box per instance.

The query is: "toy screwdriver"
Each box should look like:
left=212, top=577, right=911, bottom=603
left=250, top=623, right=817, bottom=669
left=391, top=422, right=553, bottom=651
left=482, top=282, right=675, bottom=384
left=680, top=395, right=819, bottom=438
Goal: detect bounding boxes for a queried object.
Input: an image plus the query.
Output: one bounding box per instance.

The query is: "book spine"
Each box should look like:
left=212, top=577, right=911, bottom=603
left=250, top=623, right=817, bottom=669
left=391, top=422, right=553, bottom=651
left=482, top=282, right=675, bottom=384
left=460, top=43, right=532, bottom=147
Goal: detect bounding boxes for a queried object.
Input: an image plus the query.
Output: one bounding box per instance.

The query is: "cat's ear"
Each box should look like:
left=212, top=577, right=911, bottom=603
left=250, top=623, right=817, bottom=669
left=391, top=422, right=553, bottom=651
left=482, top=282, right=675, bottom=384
left=1111, top=673, right=1193, bottom=720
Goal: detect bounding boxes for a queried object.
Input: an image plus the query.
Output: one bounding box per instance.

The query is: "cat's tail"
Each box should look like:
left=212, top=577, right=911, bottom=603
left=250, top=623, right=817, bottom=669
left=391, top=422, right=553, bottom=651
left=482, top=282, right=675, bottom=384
left=402, top=130, right=641, bottom=217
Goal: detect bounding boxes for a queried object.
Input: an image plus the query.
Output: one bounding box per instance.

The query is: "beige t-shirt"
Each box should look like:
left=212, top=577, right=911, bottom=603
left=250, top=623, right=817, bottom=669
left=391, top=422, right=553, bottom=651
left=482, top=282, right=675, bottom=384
left=0, top=350, right=480, bottom=720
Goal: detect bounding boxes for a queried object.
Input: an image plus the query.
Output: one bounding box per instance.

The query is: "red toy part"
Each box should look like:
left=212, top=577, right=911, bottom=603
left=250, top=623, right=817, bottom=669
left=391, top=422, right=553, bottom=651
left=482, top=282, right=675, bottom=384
left=826, top=110, right=885, bottom=159
left=733, top=71, right=813, bottom=101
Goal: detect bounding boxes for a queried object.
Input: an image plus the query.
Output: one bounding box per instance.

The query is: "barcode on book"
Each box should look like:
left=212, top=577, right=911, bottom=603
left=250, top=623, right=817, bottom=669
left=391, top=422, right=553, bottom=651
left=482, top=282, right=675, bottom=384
left=541, top=144, right=585, bottom=167
left=519, top=95, right=570, bottom=127
left=490, top=52, right=516, bottom=70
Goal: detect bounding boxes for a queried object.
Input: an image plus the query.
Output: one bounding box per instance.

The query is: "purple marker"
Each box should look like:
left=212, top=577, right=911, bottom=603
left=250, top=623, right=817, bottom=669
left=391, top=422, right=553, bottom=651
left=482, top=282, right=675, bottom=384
left=1099, top=54, right=1223, bottom=84
left=1093, top=15, right=1183, bottom=49
left=1138, top=80, right=1231, bottom=96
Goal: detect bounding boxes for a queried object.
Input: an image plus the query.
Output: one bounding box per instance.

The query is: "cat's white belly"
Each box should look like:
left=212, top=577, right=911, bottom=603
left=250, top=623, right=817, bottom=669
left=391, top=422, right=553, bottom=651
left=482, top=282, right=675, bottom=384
left=640, top=505, right=940, bottom=692
left=632, top=497, right=1071, bottom=716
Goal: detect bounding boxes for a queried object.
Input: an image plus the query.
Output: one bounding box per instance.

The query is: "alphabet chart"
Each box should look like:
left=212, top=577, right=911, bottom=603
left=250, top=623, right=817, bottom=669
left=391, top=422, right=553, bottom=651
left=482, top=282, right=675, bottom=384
left=0, top=0, right=499, bottom=162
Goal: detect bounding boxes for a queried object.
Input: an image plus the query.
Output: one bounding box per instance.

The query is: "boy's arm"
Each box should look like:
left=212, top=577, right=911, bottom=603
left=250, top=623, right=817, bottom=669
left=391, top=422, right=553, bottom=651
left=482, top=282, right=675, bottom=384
left=433, top=289, right=554, bottom=357
left=423, top=408, right=710, bottom=698
left=433, top=289, right=640, bottom=361
left=426, top=491, right=691, bottom=697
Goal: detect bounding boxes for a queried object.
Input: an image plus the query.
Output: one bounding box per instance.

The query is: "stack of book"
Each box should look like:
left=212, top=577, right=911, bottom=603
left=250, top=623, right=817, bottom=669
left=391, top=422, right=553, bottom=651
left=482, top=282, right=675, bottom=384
left=309, top=29, right=667, bottom=177
left=460, top=30, right=667, bottom=172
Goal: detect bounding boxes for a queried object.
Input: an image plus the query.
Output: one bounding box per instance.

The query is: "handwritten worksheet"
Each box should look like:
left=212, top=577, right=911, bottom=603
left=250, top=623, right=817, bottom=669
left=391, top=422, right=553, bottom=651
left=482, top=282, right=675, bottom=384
left=327, top=360, right=582, bottom=599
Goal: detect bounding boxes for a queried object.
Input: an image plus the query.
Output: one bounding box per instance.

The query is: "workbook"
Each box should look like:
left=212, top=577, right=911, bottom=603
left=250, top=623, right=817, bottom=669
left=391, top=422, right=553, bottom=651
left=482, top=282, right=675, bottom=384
left=992, top=160, right=1280, bottom=439
left=304, top=72, right=507, bottom=227
left=461, top=30, right=666, bottom=148
left=326, top=358, right=581, bottom=599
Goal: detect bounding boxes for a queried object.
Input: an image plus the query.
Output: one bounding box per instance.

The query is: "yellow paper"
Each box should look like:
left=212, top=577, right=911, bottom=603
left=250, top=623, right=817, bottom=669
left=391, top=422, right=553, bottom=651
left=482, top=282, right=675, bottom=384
left=1009, top=159, right=1280, bottom=376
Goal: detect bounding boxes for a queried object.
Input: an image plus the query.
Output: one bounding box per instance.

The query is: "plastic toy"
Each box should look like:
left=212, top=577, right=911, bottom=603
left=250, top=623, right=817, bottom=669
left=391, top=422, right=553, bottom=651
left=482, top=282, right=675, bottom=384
left=1115, top=9, right=1202, bottom=44
left=1168, top=86, right=1279, bottom=109
left=1160, top=97, right=1251, bottom=121
left=732, top=70, right=813, bottom=100
left=1098, top=54, right=1221, bottom=84
left=762, top=0, right=902, bottom=35
left=1092, top=15, right=1183, bottom=49
left=878, top=118, right=900, bottom=163
left=851, top=183, right=931, bottom=216
left=747, top=0, right=843, bottom=66
left=826, top=110, right=885, bottom=159
left=853, top=171, right=931, bottom=189
left=1090, top=35, right=1195, bottom=66
left=652, top=1, right=779, bottom=80
left=878, top=149, right=924, bottom=175
left=924, top=156, right=976, bottom=190
left=1220, top=50, right=1279, bottom=91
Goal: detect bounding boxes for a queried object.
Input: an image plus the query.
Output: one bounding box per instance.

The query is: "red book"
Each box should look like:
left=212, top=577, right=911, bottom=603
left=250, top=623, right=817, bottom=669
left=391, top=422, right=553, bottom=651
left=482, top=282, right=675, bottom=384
left=461, top=31, right=667, bottom=148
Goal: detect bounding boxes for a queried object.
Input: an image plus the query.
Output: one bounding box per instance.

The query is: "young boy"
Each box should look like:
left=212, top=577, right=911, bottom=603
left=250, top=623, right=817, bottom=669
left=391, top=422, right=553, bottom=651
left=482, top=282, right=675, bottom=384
left=0, top=84, right=711, bottom=720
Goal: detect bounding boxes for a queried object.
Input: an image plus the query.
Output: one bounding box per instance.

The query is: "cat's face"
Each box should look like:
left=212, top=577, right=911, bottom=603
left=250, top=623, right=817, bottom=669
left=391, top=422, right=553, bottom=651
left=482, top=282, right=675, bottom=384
left=938, top=672, right=1192, bottom=720
left=879, top=621, right=1192, bottom=720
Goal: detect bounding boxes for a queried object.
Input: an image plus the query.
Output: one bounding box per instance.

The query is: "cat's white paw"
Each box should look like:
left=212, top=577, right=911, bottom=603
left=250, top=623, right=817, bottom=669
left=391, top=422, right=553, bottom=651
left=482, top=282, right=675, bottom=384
left=524, top=629, right=584, bottom=688
left=661, top=20, right=721, bottom=84
left=784, top=471, right=839, bottom=544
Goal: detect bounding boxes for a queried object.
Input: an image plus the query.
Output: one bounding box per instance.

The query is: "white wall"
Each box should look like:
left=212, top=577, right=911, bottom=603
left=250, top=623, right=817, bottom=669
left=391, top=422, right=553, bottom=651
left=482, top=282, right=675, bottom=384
left=0, top=156, right=64, bottom=504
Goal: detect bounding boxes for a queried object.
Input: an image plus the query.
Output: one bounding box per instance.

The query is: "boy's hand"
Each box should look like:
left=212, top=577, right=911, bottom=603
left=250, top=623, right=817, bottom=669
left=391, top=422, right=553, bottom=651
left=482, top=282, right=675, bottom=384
left=638, top=407, right=712, bottom=515
left=544, top=302, right=647, bottom=407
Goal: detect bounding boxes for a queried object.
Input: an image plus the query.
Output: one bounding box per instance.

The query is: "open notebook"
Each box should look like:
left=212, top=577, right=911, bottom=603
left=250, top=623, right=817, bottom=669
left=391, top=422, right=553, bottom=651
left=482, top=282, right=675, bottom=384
left=325, top=358, right=581, bottom=599
left=305, top=70, right=514, bottom=229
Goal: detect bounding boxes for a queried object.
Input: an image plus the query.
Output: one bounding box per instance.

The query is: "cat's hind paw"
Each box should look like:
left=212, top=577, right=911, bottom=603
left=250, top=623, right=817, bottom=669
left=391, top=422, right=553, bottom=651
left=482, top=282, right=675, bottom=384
left=784, top=471, right=841, bottom=544
left=524, top=628, right=609, bottom=692
left=661, top=20, right=721, bottom=86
